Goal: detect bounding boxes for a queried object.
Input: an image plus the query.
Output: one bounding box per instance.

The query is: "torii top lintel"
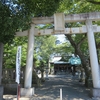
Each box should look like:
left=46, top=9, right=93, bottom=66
left=16, top=12, right=100, bottom=36
left=32, top=12, right=100, bottom=24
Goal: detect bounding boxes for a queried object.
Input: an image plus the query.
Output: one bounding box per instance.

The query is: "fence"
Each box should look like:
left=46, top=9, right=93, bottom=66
left=2, top=68, right=25, bottom=84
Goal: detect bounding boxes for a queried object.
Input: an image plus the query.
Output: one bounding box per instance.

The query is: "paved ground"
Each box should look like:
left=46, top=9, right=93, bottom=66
left=3, top=74, right=100, bottom=100
left=32, top=75, right=90, bottom=100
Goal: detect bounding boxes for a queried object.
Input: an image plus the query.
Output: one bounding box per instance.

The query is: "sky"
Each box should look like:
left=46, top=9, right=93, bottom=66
left=55, top=34, right=66, bottom=43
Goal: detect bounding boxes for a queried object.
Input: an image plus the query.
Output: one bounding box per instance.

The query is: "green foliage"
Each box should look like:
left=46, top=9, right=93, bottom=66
left=58, top=0, right=100, bottom=13
left=74, top=34, right=88, bottom=55
left=0, top=1, right=31, bottom=44
left=57, top=1, right=100, bottom=87
left=3, top=0, right=100, bottom=69
left=3, top=37, right=28, bottom=68
left=0, top=2, right=14, bottom=44
left=19, top=0, right=61, bottom=17
left=54, top=42, right=74, bottom=56
left=87, top=0, right=100, bottom=4
left=34, top=35, right=57, bottom=66
left=3, top=35, right=57, bottom=69
left=57, top=0, right=100, bottom=59
left=0, top=0, right=61, bottom=44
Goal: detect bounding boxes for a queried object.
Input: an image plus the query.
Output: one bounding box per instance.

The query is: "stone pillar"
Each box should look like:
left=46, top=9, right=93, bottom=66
left=21, top=24, right=35, bottom=97
left=86, top=19, right=100, bottom=97
left=45, top=68, right=48, bottom=79
left=0, top=43, right=4, bottom=100
left=48, top=60, right=50, bottom=74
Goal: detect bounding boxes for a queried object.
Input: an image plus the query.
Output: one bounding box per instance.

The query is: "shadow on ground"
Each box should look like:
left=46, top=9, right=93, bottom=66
left=32, top=75, right=91, bottom=100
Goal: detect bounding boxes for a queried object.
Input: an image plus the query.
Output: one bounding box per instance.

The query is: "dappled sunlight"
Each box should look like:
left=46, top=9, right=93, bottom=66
left=33, top=75, right=91, bottom=100
left=3, top=74, right=92, bottom=100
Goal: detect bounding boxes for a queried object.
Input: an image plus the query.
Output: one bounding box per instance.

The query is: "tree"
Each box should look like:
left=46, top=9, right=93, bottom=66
left=3, top=35, right=57, bottom=83
left=58, top=0, right=100, bottom=14
left=54, top=42, right=74, bottom=56
left=86, top=0, right=100, bottom=4
left=3, top=37, right=28, bottom=68
left=0, top=0, right=61, bottom=86
left=0, top=1, right=31, bottom=44
left=57, top=0, right=100, bottom=87
left=34, top=35, right=57, bottom=67
left=18, top=0, right=61, bottom=17
left=2, top=0, right=100, bottom=87
left=0, top=0, right=61, bottom=44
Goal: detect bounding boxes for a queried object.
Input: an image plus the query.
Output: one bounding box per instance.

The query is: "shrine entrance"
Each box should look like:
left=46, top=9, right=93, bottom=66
left=16, top=12, right=100, bottom=97
left=54, top=62, right=70, bottom=74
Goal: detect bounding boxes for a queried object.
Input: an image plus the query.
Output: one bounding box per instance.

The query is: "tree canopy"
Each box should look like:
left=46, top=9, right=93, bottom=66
left=2, top=0, right=100, bottom=87
left=56, top=0, right=100, bottom=86
left=0, top=0, right=61, bottom=44
left=3, top=35, right=57, bottom=68
left=58, top=0, right=100, bottom=13
left=1, top=0, right=100, bottom=44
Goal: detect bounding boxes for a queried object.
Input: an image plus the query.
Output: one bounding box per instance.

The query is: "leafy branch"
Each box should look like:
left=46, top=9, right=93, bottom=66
left=86, top=0, right=100, bottom=4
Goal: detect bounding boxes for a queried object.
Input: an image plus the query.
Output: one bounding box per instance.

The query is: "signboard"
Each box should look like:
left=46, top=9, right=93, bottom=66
left=16, top=46, right=21, bottom=84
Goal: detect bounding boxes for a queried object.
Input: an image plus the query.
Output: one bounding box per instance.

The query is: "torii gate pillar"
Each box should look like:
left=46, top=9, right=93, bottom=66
left=20, top=24, right=35, bottom=97
left=86, top=19, right=100, bottom=97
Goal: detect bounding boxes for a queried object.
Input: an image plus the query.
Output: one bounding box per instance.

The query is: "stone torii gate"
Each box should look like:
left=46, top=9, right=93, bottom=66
left=16, top=12, right=100, bottom=97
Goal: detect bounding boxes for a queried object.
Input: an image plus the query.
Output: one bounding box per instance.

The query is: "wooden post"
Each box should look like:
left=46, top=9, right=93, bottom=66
left=60, top=88, right=62, bottom=100
left=17, top=84, right=20, bottom=100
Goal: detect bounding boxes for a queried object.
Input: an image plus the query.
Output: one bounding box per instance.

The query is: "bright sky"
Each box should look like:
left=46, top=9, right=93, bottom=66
left=55, top=34, right=66, bottom=43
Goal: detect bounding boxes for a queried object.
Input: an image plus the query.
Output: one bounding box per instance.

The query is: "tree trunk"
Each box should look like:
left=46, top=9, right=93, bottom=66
left=40, top=70, right=45, bottom=82
left=32, top=70, right=41, bottom=87
left=41, top=71, right=44, bottom=79
left=65, top=34, right=91, bottom=87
